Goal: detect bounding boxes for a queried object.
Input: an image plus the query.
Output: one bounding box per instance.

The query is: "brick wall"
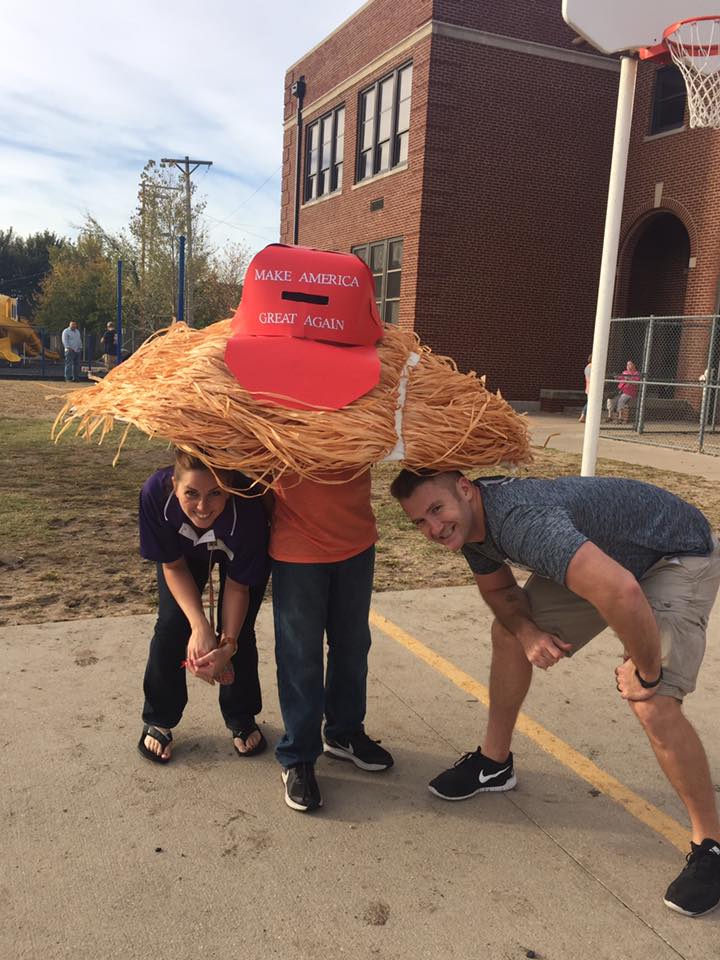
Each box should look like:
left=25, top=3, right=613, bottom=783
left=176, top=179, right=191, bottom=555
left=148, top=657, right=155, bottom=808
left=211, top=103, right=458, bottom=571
left=620, top=59, right=720, bottom=319
left=617, top=60, right=720, bottom=388
left=280, top=0, right=620, bottom=400
left=434, top=0, right=582, bottom=49
left=415, top=32, right=618, bottom=398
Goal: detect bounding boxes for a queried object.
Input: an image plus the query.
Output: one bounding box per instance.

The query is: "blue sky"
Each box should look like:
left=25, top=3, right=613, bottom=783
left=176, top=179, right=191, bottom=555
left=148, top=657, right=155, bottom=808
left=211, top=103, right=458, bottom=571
left=2, top=0, right=363, bottom=255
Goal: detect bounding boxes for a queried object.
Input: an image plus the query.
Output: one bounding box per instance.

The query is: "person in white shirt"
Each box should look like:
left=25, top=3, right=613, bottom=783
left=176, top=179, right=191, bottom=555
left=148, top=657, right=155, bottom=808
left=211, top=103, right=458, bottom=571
left=61, top=321, right=82, bottom=382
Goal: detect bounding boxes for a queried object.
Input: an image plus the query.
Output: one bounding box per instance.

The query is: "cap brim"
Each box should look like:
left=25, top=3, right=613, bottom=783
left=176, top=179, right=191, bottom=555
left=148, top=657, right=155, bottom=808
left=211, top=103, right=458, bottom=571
left=225, top=336, right=381, bottom=410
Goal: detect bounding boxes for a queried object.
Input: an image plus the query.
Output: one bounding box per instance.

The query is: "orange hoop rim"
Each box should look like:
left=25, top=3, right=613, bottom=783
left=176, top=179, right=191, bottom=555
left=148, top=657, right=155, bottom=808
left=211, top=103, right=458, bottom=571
left=640, top=14, right=720, bottom=60
left=664, top=15, right=720, bottom=56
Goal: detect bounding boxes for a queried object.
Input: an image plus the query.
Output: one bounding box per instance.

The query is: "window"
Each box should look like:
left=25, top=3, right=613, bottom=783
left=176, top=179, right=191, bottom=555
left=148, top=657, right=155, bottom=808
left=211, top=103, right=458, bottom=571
left=351, top=238, right=403, bottom=324
left=357, top=63, right=412, bottom=182
left=304, top=105, right=345, bottom=201
left=650, top=65, right=686, bottom=134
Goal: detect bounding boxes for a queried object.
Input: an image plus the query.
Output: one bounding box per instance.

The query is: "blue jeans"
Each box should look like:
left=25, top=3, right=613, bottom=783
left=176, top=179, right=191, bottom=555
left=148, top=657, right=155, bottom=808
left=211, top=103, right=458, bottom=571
left=272, top=545, right=375, bottom=767
left=64, top=350, right=81, bottom=381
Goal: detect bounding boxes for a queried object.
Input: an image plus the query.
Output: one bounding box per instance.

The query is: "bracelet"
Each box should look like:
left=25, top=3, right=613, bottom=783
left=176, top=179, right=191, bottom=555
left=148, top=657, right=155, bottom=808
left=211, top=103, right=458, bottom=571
left=635, top=667, right=663, bottom=689
left=218, top=635, right=238, bottom=657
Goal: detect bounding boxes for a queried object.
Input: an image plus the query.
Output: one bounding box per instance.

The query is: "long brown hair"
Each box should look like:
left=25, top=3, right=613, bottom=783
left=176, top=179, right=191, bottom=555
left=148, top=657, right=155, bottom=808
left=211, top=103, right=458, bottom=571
left=173, top=450, right=233, bottom=486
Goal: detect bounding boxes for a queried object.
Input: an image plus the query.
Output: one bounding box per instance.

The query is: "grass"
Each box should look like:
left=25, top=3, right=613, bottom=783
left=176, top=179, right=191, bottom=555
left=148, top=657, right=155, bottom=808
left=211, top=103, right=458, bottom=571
left=2, top=379, right=720, bottom=626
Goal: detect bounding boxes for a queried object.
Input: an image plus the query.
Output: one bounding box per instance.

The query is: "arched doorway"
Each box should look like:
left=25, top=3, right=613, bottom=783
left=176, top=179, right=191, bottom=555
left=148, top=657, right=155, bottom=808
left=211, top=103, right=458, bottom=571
left=614, top=212, right=691, bottom=393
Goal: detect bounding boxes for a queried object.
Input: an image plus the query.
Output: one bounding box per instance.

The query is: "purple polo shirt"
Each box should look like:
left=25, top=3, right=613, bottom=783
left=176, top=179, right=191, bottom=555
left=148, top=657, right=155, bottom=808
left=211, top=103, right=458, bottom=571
left=139, top=467, right=268, bottom=585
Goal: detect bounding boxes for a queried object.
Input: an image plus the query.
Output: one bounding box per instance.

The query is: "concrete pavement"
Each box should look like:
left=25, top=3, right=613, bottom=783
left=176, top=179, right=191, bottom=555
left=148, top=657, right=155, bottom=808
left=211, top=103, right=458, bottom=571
left=4, top=413, right=720, bottom=958
left=526, top=411, right=720, bottom=480
left=3, top=586, right=720, bottom=959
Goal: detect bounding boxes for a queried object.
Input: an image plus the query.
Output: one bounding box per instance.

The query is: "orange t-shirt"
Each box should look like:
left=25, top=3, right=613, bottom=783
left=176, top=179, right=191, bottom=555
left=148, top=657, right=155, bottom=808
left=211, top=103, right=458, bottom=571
left=269, top=470, right=378, bottom=563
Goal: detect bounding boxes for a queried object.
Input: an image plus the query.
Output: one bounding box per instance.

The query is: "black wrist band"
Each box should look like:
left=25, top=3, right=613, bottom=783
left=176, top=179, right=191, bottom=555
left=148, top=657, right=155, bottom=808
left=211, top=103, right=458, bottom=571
left=635, top=667, right=663, bottom=689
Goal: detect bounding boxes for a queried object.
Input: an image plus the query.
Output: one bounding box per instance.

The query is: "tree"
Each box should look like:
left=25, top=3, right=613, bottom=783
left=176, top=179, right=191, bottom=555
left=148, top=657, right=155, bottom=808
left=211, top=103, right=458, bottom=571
left=194, top=241, right=252, bottom=326
left=35, top=224, right=118, bottom=336
left=0, top=229, right=65, bottom=315
left=130, top=160, right=211, bottom=332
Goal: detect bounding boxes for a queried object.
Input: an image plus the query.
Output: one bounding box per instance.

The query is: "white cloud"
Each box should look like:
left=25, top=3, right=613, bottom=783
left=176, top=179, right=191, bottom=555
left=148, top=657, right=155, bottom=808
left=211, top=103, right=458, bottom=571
left=1, top=0, right=362, bottom=252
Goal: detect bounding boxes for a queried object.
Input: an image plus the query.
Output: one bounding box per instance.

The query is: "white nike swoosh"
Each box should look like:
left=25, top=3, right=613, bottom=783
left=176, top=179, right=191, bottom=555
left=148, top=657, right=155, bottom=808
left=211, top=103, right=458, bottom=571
left=478, top=765, right=511, bottom=784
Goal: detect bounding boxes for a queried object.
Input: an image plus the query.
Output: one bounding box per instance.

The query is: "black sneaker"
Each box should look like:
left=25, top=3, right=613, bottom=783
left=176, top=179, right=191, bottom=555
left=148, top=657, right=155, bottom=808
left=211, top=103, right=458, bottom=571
left=428, top=749, right=516, bottom=800
left=664, top=839, right=720, bottom=916
left=281, top=762, right=322, bottom=812
left=323, top=731, right=394, bottom=771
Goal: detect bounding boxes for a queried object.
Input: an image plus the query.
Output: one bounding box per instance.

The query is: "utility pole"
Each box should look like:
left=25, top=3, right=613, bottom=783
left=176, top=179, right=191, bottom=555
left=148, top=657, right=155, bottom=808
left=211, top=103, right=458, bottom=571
left=290, top=77, right=306, bottom=245
left=160, top=155, right=212, bottom=325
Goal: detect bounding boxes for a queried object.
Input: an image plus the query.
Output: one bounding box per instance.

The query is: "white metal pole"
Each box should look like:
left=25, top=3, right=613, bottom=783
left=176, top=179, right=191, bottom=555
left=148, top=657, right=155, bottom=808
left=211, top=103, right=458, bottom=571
left=581, top=55, right=638, bottom=476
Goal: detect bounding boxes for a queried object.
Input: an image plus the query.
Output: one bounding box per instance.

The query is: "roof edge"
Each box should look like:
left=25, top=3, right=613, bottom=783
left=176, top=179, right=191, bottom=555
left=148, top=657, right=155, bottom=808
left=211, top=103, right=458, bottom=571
left=285, top=0, right=379, bottom=74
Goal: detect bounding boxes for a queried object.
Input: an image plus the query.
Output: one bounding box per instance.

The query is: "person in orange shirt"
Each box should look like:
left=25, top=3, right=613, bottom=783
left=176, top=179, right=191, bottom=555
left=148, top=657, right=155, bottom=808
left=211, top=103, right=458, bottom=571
left=221, top=243, right=394, bottom=811
left=271, top=469, right=394, bottom=812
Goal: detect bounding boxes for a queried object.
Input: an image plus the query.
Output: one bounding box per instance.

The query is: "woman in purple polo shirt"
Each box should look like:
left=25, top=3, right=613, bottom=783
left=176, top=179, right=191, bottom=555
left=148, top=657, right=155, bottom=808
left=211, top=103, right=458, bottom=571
left=137, top=450, right=270, bottom=764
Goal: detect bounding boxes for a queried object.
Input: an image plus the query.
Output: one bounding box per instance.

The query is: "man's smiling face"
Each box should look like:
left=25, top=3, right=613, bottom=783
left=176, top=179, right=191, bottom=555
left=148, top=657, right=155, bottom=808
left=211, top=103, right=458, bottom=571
left=400, top=475, right=475, bottom=551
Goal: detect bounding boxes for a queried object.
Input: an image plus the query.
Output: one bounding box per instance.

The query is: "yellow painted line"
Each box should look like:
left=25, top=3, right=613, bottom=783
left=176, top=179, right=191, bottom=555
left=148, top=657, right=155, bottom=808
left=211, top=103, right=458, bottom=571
left=369, top=609, right=690, bottom=852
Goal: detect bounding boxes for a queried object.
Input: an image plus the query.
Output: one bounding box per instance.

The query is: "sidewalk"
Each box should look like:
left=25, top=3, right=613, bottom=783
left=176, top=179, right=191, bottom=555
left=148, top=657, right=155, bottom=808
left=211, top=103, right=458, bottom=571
left=526, top=411, right=720, bottom=481
left=3, top=592, right=720, bottom=959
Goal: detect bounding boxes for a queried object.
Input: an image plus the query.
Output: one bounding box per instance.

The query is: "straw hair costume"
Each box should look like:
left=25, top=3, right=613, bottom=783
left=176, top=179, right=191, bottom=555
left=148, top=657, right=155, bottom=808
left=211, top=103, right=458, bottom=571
left=53, top=246, right=530, bottom=490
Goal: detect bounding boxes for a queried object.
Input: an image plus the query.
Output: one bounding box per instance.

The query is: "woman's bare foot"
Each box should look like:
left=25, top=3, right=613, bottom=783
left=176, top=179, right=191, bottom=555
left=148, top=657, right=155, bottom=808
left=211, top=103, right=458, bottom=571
left=145, top=726, right=172, bottom=760
left=234, top=729, right=263, bottom=753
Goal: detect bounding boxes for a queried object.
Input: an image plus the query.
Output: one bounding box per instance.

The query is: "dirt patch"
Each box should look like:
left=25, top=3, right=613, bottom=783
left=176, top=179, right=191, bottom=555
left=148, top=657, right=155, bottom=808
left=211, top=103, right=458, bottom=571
left=362, top=899, right=390, bottom=926
left=0, top=379, right=90, bottom=420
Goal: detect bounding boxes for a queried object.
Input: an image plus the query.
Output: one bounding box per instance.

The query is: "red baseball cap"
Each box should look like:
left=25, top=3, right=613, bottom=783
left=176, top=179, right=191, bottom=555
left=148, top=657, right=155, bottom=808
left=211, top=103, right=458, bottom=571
left=225, top=244, right=384, bottom=410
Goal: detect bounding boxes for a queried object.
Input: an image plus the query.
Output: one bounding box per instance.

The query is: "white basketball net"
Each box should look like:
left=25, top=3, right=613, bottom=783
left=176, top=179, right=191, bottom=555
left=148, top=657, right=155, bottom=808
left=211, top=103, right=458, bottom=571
left=666, top=17, right=720, bottom=128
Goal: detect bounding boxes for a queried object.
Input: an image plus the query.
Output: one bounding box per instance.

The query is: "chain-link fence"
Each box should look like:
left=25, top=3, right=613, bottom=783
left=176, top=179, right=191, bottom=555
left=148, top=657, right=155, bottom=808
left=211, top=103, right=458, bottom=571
left=602, top=315, right=720, bottom=455
left=1, top=323, right=147, bottom=379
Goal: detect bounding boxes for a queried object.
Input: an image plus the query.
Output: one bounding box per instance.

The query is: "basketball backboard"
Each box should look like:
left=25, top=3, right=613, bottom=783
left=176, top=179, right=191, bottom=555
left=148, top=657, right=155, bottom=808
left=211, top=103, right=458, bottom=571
left=562, top=1, right=720, bottom=55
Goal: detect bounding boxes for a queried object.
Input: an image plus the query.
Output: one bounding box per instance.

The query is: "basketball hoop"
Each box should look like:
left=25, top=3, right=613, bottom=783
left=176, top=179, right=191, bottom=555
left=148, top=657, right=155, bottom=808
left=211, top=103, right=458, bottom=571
left=663, top=16, right=720, bottom=128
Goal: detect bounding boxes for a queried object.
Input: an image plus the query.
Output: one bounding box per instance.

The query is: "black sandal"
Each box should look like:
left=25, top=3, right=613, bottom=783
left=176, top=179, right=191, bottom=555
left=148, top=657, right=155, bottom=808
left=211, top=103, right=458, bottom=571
left=231, top=721, right=267, bottom=758
left=138, top=724, right=173, bottom=764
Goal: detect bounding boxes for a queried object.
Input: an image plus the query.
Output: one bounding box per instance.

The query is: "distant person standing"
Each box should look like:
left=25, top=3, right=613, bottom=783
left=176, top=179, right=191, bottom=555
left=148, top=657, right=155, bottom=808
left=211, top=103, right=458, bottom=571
left=579, top=353, right=592, bottom=423
left=61, top=321, right=82, bottom=382
left=101, top=322, right=117, bottom=372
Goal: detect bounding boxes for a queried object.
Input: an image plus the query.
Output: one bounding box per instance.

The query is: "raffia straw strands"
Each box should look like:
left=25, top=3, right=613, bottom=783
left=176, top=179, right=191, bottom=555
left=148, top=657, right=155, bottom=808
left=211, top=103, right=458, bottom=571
left=52, top=319, right=530, bottom=491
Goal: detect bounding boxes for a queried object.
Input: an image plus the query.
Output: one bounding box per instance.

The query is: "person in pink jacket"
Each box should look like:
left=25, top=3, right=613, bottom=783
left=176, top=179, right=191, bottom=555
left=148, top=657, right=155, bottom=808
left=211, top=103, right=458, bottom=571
left=607, top=360, right=640, bottom=423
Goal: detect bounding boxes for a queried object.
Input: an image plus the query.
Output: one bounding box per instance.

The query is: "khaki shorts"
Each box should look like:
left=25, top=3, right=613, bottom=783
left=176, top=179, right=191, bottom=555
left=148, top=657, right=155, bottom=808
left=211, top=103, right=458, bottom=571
left=522, top=537, right=720, bottom=699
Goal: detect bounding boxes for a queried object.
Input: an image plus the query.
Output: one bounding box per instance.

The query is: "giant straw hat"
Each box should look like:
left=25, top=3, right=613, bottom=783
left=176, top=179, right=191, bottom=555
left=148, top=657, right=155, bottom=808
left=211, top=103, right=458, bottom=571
left=54, top=246, right=530, bottom=490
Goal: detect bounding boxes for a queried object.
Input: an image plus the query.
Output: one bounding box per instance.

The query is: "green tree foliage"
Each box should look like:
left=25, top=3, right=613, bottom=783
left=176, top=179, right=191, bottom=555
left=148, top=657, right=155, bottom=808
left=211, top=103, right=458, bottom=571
left=0, top=228, right=65, bottom=315
left=194, top=241, right=251, bottom=327
left=35, top=221, right=119, bottom=335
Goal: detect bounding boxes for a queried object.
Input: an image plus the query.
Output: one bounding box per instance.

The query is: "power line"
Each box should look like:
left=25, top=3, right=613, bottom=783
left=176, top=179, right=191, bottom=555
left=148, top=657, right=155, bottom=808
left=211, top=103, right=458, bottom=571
left=222, top=164, right=282, bottom=221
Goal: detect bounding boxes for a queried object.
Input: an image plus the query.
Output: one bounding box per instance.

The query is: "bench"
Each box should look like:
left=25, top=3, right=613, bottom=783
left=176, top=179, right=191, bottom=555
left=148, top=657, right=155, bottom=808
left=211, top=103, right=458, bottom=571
left=539, top=389, right=586, bottom=413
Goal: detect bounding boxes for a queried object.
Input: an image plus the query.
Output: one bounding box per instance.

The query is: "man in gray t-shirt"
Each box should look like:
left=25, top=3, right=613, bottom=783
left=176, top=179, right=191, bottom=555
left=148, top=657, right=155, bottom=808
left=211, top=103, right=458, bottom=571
left=391, top=469, right=720, bottom=918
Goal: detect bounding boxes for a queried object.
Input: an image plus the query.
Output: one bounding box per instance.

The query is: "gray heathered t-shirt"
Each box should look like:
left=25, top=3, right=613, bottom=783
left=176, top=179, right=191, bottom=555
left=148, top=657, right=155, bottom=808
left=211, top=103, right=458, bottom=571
left=461, top=476, right=713, bottom=585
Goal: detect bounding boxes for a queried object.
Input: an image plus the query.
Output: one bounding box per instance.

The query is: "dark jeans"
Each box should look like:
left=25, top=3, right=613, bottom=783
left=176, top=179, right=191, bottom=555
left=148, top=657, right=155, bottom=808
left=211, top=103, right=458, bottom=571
left=64, top=350, right=81, bottom=381
left=142, top=555, right=270, bottom=731
left=272, top=545, right=375, bottom=768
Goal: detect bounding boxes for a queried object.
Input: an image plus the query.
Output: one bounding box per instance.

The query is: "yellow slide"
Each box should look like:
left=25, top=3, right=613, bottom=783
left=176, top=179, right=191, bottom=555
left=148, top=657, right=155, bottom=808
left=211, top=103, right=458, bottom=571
left=0, top=295, right=60, bottom=362
left=0, top=336, right=22, bottom=362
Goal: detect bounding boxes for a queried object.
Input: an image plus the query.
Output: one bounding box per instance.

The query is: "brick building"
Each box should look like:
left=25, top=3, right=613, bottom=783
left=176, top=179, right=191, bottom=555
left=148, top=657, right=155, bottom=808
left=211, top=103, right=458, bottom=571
left=611, top=58, right=720, bottom=390
left=280, top=0, right=719, bottom=402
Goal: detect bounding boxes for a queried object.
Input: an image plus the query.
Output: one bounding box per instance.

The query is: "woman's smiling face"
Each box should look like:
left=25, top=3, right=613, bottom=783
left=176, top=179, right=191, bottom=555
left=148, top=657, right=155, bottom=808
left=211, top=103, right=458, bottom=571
left=172, top=469, right=229, bottom=529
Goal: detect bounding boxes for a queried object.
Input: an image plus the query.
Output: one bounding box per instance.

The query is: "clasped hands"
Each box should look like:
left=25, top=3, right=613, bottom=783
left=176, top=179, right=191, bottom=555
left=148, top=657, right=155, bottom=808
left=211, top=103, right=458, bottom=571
left=184, top=622, right=237, bottom=685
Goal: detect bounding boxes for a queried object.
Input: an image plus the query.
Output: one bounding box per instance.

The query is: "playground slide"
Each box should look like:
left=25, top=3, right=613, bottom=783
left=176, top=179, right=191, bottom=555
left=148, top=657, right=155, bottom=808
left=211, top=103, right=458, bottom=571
left=0, top=326, right=60, bottom=362
left=0, top=337, right=22, bottom=362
